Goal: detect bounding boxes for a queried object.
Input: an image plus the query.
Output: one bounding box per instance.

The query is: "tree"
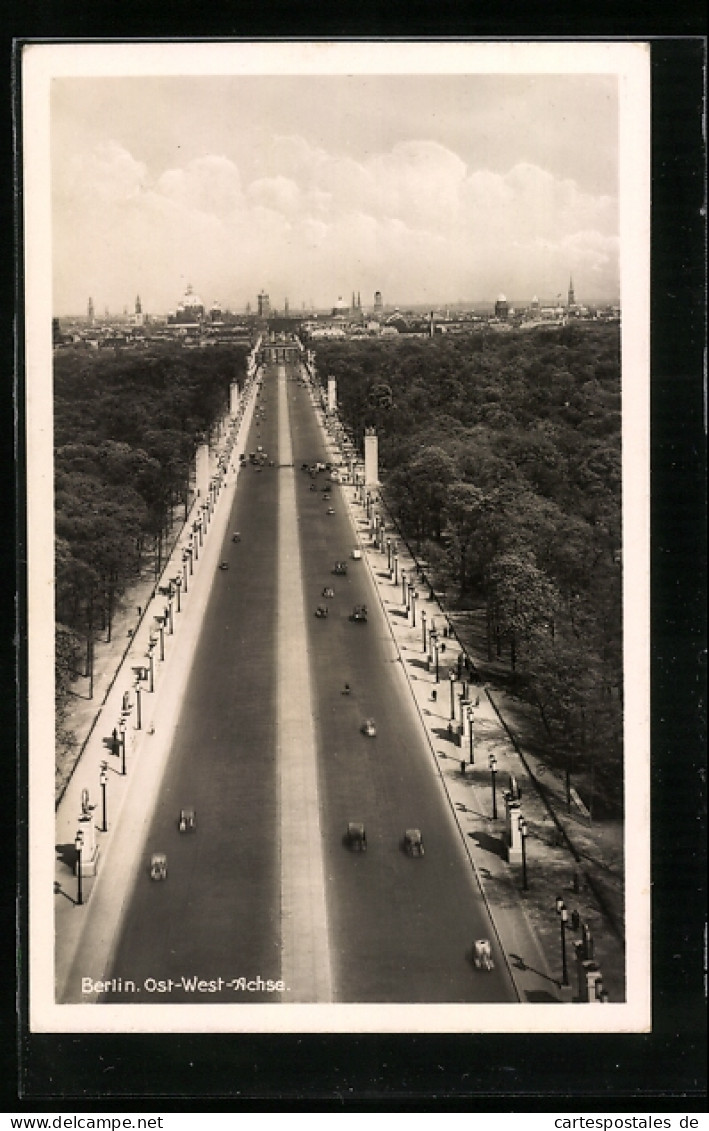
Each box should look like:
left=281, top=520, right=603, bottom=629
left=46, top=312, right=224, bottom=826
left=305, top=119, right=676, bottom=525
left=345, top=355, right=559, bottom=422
left=443, top=481, right=488, bottom=596
left=486, top=550, right=560, bottom=671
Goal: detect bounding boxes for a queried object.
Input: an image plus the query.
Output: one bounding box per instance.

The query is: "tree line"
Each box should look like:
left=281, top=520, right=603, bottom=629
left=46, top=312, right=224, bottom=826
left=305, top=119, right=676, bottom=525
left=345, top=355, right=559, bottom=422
left=54, top=342, right=249, bottom=761
left=314, top=324, right=623, bottom=814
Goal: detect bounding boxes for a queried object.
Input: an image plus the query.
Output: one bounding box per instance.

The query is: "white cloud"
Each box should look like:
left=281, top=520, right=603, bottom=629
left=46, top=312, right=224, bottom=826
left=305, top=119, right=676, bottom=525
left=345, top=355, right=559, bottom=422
left=53, top=133, right=619, bottom=312
left=155, top=155, right=244, bottom=217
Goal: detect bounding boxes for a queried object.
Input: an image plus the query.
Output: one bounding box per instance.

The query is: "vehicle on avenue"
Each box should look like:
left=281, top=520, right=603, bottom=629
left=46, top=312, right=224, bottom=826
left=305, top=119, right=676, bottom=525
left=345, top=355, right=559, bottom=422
left=351, top=548, right=362, bottom=560
left=346, top=822, right=367, bottom=852
left=178, top=808, right=196, bottom=833
left=322, top=587, right=335, bottom=598
left=150, top=853, right=168, bottom=881
left=351, top=605, right=368, bottom=623
left=315, top=605, right=329, bottom=619
left=219, top=561, right=229, bottom=571
left=327, top=507, right=335, bottom=515
left=403, top=828, right=424, bottom=857
left=333, top=561, right=348, bottom=575
left=361, top=718, right=377, bottom=738
left=473, top=938, right=494, bottom=971
left=232, top=532, right=241, bottom=542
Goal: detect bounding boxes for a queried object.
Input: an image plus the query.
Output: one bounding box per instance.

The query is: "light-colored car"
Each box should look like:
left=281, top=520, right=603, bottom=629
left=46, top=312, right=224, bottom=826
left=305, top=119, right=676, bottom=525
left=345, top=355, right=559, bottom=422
left=178, top=808, right=196, bottom=833
left=361, top=718, right=377, bottom=738
left=351, top=548, right=362, bottom=560
left=150, top=853, right=167, bottom=881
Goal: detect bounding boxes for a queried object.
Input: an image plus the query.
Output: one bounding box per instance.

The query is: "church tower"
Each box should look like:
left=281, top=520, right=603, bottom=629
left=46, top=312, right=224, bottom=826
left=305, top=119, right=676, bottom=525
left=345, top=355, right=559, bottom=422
left=568, top=276, right=575, bottom=307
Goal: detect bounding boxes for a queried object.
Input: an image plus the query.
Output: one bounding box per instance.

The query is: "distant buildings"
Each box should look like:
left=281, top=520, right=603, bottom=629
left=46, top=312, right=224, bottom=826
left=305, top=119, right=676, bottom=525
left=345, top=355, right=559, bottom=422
left=494, top=293, right=509, bottom=320
left=168, top=284, right=205, bottom=326
left=58, top=275, right=617, bottom=353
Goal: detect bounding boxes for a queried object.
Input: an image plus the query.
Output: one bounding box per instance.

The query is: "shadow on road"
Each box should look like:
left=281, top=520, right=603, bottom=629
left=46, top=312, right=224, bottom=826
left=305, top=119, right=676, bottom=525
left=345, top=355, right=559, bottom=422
left=54, top=880, right=77, bottom=906
left=509, top=951, right=561, bottom=990
left=55, top=842, right=78, bottom=868
left=468, top=829, right=507, bottom=860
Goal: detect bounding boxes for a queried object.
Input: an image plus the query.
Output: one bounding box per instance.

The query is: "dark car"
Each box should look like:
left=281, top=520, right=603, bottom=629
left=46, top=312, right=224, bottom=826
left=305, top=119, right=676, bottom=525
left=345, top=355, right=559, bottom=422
left=346, top=822, right=367, bottom=852
left=351, top=605, right=368, bottom=623
left=333, top=561, right=348, bottom=576
left=403, top=828, right=424, bottom=857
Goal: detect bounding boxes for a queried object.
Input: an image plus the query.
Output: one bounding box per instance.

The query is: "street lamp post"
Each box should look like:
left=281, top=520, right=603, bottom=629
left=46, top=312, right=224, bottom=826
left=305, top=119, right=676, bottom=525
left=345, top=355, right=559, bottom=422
left=167, top=598, right=174, bottom=634
left=468, top=708, right=475, bottom=764
left=75, top=830, right=84, bottom=905
left=449, top=671, right=457, bottom=718
left=434, top=638, right=440, bottom=683
left=134, top=683, right=142, bottom=733
left=100, top=763, right=108, bottom=832
left=489, top=754, right=498, bottom=818
left=386, top=539, right=392, bottom=570
left=155, top=615, right=165, bottom=661
left=401, top=570, right=407, bottom=606
left=146, top=639, right=155, bottom=692
left=519, top=816, right=529, bottom=890
left=393, top=553, right=398, bottom=586
left=174, top=575, right=182, bottom=613
left=118, top=717, right=127, bottom=775
left=556, top=896, right=569, bottom=986
left=411, top=588, right=417, bottom=627
left=421, top=610, right=427, bottom=652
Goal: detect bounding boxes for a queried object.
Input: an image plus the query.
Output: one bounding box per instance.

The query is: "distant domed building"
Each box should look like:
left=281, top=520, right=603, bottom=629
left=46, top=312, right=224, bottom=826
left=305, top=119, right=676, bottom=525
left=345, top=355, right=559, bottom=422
left=331, top=296, right=349, bottom=318
left=494, top=293, right=509, bottom=320
left=170, top=284, right=205, bottom=324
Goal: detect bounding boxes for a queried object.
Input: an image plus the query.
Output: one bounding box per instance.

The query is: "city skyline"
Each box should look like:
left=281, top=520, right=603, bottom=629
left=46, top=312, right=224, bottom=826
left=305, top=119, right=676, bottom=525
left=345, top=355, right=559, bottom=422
left=43, top=42, right=640, bottom=317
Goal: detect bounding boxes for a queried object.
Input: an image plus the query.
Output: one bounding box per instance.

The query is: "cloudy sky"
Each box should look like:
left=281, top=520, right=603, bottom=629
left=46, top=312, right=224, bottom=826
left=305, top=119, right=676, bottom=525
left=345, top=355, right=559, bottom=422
left=48, top=50, right=625, bottom=316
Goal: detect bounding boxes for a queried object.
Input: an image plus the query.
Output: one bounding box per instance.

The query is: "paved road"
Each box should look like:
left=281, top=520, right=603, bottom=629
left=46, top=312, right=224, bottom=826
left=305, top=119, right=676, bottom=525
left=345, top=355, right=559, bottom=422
left=99, top=359, right=515, bottom=1004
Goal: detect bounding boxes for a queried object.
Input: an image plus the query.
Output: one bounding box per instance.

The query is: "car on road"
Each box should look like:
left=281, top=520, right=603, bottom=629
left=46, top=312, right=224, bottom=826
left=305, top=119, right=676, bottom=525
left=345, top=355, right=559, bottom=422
left=403, top=828, right=424, bottom=857
left=150, top=853, right=167, bottom=881
left=473, top=938, right=494, bottom=971
left=351, top=605, right=368, bottom=623
left=219, top=561, right=229, bottom=571
left=333, top=561, right=348, bottom=575
left=322, top=586, right=335, bottom=598
left=327, top=507, right=335, bottom=515
left=361, top=718, right=377, bottom=737
left=351, top=548, right=362, bottom=560
left=346, top=822, right=367, bottom=852
left=315, top=605, right=329, bottom=618
left=178, top=808, right=196, bottom=833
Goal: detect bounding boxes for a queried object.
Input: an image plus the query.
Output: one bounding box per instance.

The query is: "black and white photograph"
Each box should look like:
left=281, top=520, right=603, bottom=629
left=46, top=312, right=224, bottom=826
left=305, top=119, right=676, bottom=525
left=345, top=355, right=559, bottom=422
left=23, top=40, right=651, bottom=1035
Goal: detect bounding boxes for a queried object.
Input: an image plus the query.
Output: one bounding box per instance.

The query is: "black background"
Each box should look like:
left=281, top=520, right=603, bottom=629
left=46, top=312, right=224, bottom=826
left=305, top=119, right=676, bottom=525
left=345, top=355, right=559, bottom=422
left=2, top=5, right=706, bottom=1112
